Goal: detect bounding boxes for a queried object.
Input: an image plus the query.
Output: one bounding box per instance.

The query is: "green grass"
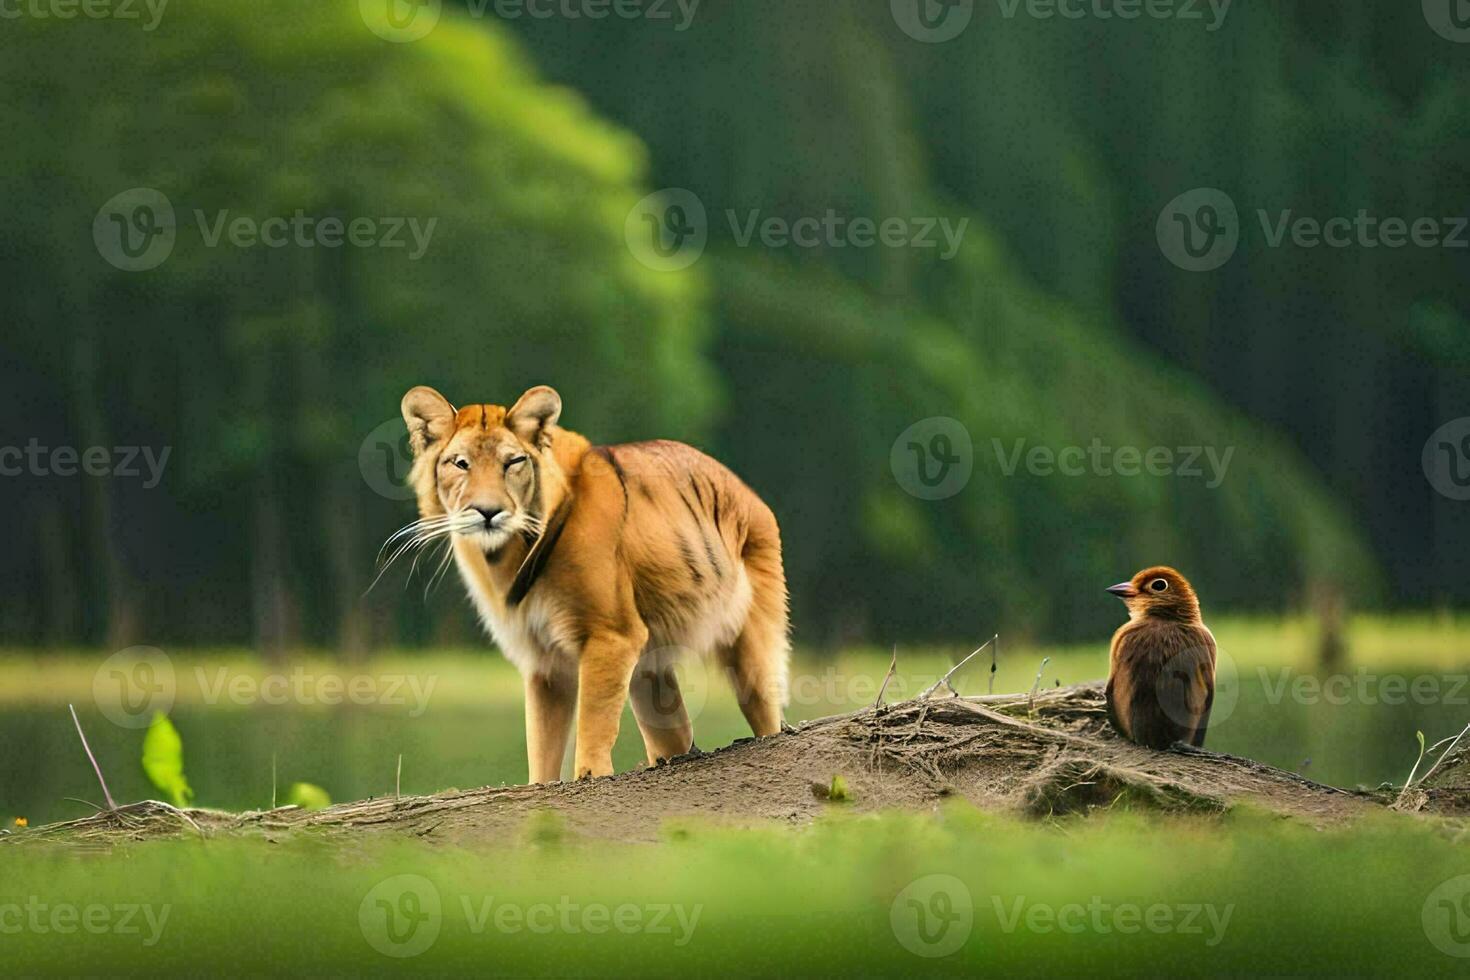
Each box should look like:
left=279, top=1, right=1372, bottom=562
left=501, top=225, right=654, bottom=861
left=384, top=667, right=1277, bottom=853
left=4, top=805, right=1469, bottom=976
left=4, top=617, right=1469, bottom=973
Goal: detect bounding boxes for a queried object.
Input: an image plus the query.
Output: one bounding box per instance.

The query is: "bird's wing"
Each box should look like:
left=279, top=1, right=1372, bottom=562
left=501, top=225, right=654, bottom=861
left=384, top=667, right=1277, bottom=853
left=1154, top=628, right=1216, bottom=748
left=1188, top=626, right=1217, bottom=747
left=1105, top=624, right=1136, bottom=740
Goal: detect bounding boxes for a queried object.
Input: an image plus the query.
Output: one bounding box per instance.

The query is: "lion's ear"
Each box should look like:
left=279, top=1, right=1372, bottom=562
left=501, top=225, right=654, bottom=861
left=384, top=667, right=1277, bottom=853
left=400, top=386, right=456, bottom=457
left=506, top=385, right=562, bottom=447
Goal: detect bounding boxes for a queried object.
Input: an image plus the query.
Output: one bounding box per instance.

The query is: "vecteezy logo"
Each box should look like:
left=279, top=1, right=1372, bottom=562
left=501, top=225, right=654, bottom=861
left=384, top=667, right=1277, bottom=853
left=1423, top=418, right=1470, bottom=502
left=890, top=417, right=973, bottom=500
left=92, top=646, right=176, bottom=729
left=890, top=874, right=973, bottom=957
left=1151, top=646, right=1239, bottom=736
left=890, top=0, right=974, bottom=43
left=361, top=0, right=442, bottom=43
left=624, top=189, right=708, bottom=272
left=93, top=188, right=176, bottom=272
left=1423, top=874, right=1470, bottom=957
left=1156, top=188, right=1240, bottom=272
left=1424, top=0, right=1470, bottom=42
left=360, top=875, right=443, bottom=958
left=636, top=645, right=710, bottom=734
left=359, top=419, right=417, bottom=502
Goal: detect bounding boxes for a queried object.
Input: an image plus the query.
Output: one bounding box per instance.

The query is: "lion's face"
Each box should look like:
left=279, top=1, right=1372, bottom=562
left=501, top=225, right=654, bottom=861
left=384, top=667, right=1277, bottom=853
left=400, top=385, right=562, bottom=558
left=435, top=409, right=540, bottom=554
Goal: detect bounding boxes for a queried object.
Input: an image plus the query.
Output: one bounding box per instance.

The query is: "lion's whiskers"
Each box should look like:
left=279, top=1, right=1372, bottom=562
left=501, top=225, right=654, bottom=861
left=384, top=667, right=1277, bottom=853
left=424, top=537, right=457, bottom=599
left=370, top=481, right=537, bottom=600
left=366, top=510, right=476, bottom=597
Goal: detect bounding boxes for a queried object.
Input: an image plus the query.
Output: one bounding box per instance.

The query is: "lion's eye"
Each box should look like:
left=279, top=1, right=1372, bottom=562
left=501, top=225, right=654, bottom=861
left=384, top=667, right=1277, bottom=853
left=1150, top=578, right=1169, bottom=593
left=505, top=455, right=528, bottom=470
left=452, top=457, right=470, bottom=471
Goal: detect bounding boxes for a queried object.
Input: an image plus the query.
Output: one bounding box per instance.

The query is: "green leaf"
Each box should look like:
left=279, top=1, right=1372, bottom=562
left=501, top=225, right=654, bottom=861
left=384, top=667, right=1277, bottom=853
left=285, top=782, right=331, bottom=811
left=141, top=712, right=194, bottom=808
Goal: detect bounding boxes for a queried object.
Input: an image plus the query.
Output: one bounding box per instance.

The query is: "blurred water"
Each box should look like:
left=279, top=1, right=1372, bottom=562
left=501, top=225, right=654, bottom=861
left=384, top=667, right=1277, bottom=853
left=2, top=668, right=1457, bottom=827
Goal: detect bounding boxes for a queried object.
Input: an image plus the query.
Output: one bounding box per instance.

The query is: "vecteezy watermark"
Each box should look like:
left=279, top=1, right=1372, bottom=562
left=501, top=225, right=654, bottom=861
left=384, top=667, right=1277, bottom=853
left=891, top=418, right=974, bottom=501
left=93, top=646, right=176, bottom=729
left=359, top=875, right=703, bottom=958
left=0, top=899, right=171, bottom=946
left=359, top=0, right=698, bottom=43
left=94, top=188, right=437, bottom=272
left=624, top=189, right=969, bottom=271
left=629, top=645, right=712, bottom=732
left=93, top=187, right=176, bottom=272
left=1423, top=418, right=1470, bottom=501
left=890, top=0, right=974, bottom=42
left=991, top=438, right=1235, bottom=488
left=1424, top=874, right=1470, bottom=957
left=360, top=0, right=442, bottom=43
left=991, top=895, right=1233, bottom=946
left=91, top=647, right=438, bottom=728
left=479, top=0, right=699, bottom=29
left=891, top=0, right=1230, bottom=43
left=1158, top=187, right=1469, bottom=272
left=890, top=876, right=1233, bottom=957
left=459, top=896, right=701, bottom=945
left=1255, top=210, right=1468, bottom=251
left=0, top=0, right=168, bottom=30
left=360, top=419, right=417, bottom=502
left=728, top=210, right=969, bottom=261
left=890, top=875, right=974, bottom=958
left=0, top=440, right=170, bottom=488
left=625, top=188, right=708, bottom=272
left=361, top=876, right=442, bottom=958
left=1257, top=668, right=1470, bottom=707
left=789, top=666, right=959, bottom=707
left=995, top=0, right=1230, bottom=29
left=1423, top=0, right=1470, bottom=43
left=191, top=666, right=437, bottom=717
left=194, top=210, right=436, bottom=260
left=1155, top=188, right=1239, bottom=272
left=1147, top=646, right=1240, bottom=733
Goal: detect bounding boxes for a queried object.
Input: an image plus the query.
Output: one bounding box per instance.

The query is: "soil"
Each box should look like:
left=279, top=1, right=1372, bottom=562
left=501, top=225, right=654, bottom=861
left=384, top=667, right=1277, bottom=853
left=16, top=681, right=1461, bottom=849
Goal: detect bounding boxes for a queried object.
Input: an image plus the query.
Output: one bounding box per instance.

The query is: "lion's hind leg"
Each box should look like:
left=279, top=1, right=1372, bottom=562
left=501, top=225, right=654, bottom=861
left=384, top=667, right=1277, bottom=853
left=717, top=550, right=789, bottom=738
left=628, top=650, right=694, bottom=765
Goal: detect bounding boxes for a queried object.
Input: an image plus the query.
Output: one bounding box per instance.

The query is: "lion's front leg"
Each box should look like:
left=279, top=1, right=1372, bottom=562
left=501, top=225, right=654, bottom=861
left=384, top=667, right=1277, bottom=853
left=573, top=628, right=646, bottom=779
left=523, top=665, right=577, bottom=784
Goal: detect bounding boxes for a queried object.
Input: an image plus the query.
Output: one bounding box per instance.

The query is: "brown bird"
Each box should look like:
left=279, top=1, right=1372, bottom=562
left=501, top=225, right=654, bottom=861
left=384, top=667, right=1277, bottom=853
left=1105, top=566, right=1216, bottom=750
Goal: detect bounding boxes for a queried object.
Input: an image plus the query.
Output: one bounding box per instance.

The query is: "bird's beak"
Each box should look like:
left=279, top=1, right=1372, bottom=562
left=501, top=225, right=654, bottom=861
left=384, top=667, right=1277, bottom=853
left=1106, top=582, right=1136, bottom=599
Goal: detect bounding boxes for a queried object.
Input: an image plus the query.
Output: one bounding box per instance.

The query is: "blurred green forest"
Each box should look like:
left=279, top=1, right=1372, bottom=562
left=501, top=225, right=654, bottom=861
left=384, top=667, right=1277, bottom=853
left=0, top=0, right=1466, bottom=653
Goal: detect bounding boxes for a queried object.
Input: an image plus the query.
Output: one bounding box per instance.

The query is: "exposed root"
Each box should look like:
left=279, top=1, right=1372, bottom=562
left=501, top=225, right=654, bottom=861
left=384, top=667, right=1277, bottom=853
left=1395, top=741, right=1470, bottom=815
left=1021, top=759, right=1225, bottom=818
left=11, top=801, right=218, bottom=848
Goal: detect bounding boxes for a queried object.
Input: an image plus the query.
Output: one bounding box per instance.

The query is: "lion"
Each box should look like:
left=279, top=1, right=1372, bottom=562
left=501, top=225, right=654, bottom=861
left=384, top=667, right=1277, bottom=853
left=393, top=384, right=790, bottom=782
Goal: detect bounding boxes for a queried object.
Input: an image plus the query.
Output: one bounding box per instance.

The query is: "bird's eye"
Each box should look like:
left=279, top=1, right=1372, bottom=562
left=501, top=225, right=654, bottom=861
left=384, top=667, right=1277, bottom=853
left=505, top=455, right=528, bottom=470
left=452, top=457, right=470, bottom=471
left=1150, top=578, right=1169, bottom=593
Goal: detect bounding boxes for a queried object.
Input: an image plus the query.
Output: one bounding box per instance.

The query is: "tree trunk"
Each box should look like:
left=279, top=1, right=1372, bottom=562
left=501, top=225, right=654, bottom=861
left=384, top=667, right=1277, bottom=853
left=71, top=323, right=141, bottom=649
left=250, top=481, right=297, bottom=662
left=324, top=471, right=371, bottom=661
left=34, top=496, right=80, bottom=644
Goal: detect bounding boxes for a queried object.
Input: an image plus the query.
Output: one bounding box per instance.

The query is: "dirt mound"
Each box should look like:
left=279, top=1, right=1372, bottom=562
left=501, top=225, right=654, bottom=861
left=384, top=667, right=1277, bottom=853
left=14, top=682, right=1428, bottom=849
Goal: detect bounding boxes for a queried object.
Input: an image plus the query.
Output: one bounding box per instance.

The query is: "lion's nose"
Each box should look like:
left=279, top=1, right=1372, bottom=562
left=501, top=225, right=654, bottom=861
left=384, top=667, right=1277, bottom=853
left=474, top=506, right=504, bottom=527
